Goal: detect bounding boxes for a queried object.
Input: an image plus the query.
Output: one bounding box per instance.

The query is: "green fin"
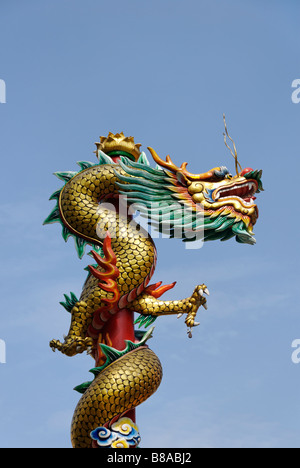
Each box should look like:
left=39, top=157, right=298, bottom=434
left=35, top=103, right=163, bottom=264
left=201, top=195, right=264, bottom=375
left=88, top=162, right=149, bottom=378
left=97, top=150, right=115, bottom=165
left=49, top=189, right=61, bottom=201
left=43, top=206, right=60, bottom=225
left=59, top=292, right=79, bottom=313
left=62, top=225, right=72, bottom=242
left=134, top=314, right=157, bottom=329
left=76, top=161, right=95, bottom=171
left=74, top=381, right=93, bottom=394
left=54, top=171, right=77, bottom=183
left=137, top=151, right=150, bottom=166
left=75, top=236, right=88, bottom=259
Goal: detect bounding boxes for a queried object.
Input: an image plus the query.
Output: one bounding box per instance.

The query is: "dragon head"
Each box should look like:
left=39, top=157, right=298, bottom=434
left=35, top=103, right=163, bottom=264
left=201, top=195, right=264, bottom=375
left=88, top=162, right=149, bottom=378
left=188, top=167, right=261, bottom=222
left=148, top=147, right=263, bottom=244
left=116, top=145, right=263, bottom=246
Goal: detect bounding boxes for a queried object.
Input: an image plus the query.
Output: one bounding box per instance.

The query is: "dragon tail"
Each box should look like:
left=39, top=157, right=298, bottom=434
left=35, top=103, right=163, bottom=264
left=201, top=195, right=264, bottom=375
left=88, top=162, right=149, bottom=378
left=71, top=330, right=162, bottom=448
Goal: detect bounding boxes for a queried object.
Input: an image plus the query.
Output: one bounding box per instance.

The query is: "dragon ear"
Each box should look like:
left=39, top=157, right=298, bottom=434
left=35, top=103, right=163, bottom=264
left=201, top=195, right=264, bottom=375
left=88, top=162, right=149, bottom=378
left=176, top=171, right=190, bottom=186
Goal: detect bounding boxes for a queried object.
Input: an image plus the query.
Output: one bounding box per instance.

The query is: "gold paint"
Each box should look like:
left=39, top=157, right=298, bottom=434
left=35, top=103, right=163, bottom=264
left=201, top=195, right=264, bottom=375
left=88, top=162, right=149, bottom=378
left=48, top=133, right=261, bottom=450
left=71, top=347, right=162, bottom=448
left=94, top=132, right=142, bottom=161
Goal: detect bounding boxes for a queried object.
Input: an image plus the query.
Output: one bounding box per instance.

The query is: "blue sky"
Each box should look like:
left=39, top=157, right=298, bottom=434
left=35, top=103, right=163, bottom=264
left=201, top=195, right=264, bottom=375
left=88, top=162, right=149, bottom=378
left=1, top=0, right=300, bottom=448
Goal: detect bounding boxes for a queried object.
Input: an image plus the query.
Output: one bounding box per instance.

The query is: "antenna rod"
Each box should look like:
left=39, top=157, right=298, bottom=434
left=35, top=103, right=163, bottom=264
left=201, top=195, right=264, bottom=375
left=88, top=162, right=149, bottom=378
left=223, top=114, right=242, bottom=176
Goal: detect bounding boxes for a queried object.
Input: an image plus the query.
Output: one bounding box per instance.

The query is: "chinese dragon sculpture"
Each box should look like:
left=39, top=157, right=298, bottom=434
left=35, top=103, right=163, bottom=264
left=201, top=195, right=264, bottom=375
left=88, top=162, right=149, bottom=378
left=44, top=127, right=263, bottom=448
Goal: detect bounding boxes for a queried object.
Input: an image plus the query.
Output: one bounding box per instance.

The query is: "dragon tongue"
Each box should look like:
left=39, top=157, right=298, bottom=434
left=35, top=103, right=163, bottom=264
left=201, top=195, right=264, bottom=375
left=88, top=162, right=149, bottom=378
left=244, top=196, right=256, bottom=203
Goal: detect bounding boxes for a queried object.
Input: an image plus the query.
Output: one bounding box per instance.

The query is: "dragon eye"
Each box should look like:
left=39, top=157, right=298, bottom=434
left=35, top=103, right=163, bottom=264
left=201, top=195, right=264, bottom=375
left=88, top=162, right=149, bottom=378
left=225, top=173, right=233, bottom=180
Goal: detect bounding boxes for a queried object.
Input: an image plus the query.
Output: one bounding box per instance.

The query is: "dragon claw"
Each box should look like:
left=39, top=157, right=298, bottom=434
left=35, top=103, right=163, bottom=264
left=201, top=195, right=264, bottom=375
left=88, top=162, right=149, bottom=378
left=183, top=283, right=209, bottom=334
left=49, top=336, right=93, bottom=357
left=196, top=284, right=209, bottom=297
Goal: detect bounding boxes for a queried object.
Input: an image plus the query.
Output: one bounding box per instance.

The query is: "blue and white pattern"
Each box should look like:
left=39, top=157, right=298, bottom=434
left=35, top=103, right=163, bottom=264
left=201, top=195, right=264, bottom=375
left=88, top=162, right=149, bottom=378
left=90, top=417, right=141, bottom=448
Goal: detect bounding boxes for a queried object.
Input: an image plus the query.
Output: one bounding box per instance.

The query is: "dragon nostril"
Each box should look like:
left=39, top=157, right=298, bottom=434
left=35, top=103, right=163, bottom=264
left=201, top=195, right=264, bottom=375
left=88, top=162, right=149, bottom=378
left=240, top=167, right=254, bottom=177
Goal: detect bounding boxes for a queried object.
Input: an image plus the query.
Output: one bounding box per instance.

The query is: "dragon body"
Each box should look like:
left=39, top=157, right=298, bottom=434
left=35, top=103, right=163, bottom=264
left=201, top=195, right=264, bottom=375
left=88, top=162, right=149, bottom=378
left=45, top=131, right=263, bottom=448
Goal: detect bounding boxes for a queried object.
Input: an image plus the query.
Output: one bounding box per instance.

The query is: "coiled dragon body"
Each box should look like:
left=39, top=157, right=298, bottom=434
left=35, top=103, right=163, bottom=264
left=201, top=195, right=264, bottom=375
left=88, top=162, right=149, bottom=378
left=45, top=131, right=263, bottom=448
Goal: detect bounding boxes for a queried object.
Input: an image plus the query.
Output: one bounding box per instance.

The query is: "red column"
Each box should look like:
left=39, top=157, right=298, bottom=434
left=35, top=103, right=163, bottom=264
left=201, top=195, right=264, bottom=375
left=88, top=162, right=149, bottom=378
left=96, top=308, right=136, bottom=423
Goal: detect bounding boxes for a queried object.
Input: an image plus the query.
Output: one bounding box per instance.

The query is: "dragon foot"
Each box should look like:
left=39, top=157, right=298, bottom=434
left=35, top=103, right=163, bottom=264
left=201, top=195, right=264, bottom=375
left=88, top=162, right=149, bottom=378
left=50, top=336, right=93, bottom=357
left=177, top=284, right=209, bottom=338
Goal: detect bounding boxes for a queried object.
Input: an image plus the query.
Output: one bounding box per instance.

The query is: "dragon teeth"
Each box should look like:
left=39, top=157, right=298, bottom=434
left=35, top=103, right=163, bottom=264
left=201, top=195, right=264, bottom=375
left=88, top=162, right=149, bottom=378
left=214, top=181, right=257, bottom=203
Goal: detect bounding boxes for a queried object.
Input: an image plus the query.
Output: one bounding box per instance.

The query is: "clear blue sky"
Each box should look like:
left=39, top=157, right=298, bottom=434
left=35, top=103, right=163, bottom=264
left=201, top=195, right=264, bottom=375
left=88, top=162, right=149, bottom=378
left=1, top=0, right=300, bottom=448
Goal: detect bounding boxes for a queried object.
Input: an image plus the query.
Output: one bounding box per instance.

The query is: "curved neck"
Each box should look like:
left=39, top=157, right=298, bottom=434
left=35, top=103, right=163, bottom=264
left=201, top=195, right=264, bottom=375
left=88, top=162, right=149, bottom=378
left=59, top=164, right=157, bottom=289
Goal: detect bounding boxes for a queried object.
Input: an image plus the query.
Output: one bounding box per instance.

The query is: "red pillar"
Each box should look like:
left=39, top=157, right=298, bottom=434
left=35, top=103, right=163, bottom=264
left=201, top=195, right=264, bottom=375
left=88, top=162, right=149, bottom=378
left=95, top=308, right=136, bottom=423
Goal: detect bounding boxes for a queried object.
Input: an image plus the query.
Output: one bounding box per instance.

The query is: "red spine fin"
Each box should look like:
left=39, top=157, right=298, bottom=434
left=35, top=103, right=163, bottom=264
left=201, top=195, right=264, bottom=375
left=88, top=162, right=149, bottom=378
left=145, top=281, right=176, bottom=299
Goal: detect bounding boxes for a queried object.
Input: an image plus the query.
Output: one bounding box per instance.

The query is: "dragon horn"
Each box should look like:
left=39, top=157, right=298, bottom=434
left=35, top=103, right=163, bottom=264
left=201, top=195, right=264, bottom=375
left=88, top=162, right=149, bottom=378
left=147, top=147, right=217, bottom=181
